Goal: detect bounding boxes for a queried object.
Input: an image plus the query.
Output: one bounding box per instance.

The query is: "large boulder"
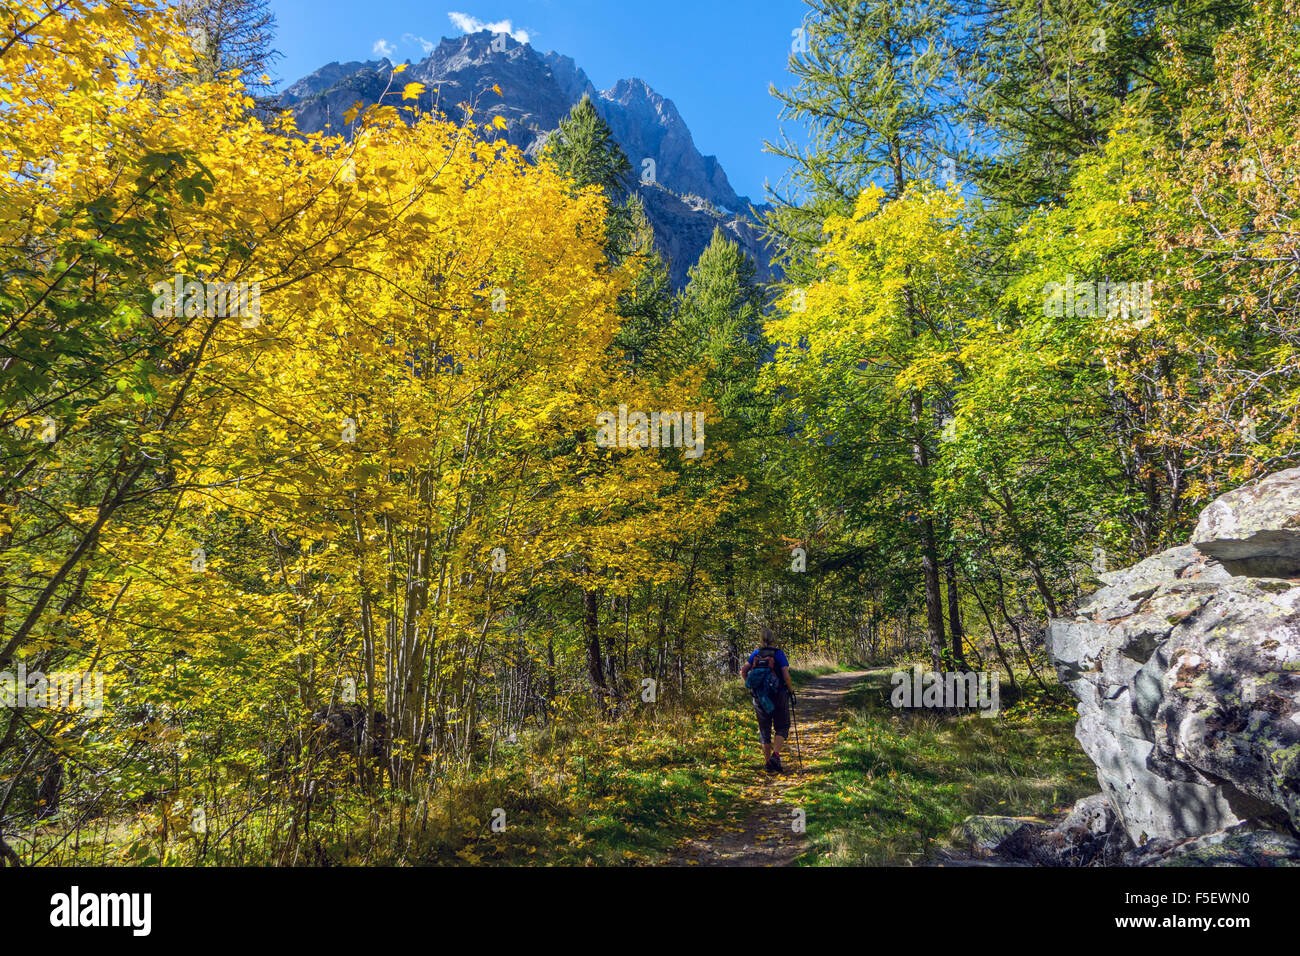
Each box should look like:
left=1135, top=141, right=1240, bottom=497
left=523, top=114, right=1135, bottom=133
left=1191, top=467, right=1300, bottom=576
left=1048, top=470, right=1300, bottom=854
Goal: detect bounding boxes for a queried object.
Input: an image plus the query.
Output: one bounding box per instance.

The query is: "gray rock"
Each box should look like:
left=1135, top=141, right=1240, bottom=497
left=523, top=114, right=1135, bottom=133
left=951, top=796, right=1132, bottom=866
left=1048, top=470, right=1300, bottom=850
left=1192, top=467, right=1300, bottom=576
left=1125, top=822, right=1300, bottom=866
left=951, top=815, right=1048, bottom=857
left=1060, top=791, right=1117, bottom=838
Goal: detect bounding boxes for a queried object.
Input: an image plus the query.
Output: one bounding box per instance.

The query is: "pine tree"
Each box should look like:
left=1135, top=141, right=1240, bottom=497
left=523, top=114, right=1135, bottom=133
left=178, top=0, right=282, bottom=91
left=953, top=0, right=1250, bottom=213
left=544, top=97, right=676, bottom=708
left=671, top=227, right=766, bottom=415
left=670, top=229, right=773, bottom=673
left=543, top=94, right=633, bottom=205
left=766, top=0, right=955, bottom=268
left=613, top=195, right=674, bottom=369
left=767, top=0, right=956, bottom=670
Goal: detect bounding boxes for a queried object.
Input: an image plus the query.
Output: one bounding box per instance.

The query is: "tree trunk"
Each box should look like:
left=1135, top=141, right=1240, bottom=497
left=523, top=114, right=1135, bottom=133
left=724, top=557, right=741, bottom=674
left=945, top=556, right=966, bottom=669
left=582, top=572, right=607, bottom=715
left=912, top=391, right=947, bottom=671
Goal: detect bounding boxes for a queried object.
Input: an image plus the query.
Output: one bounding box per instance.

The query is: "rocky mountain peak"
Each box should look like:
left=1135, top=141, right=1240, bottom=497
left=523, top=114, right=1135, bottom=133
left=418, top=29, right=528, bottom=77
left=279, top=31, right=771, bottom=289
left=282, top=58, right=392, bottom=101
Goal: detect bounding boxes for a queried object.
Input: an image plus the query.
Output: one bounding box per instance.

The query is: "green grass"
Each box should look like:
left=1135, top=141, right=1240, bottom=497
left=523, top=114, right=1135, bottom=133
left=24, top=682, right=766, bottom=867
left=787, top=673, right=1095, bottom=865
left=421, top=689, right=760, bottom=865
left=26, top=671, right=1096, bottom=866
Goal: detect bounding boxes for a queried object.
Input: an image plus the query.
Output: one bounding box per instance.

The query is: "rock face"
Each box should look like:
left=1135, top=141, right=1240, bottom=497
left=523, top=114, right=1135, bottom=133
left=1191, top=468, right=1300, bottom=576
left=278, top=31, right=774, bottom=289
left=1047, top=468, right=1300, bottom=857
left=1123, top=821, right=1300, bottom=866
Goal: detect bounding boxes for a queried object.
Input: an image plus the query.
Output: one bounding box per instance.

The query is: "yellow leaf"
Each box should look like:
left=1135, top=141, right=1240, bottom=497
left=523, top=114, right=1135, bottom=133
left=492, top=84, right=502, bottom=96
left=492, top=115, right=508, bottom=130
left=393, top=63, right=407, bottom=74
left=402, top=82, right=425, bottom=101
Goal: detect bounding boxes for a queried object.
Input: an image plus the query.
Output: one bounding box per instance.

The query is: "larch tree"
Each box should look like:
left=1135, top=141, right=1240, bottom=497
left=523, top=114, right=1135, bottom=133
left=767, top=0, right=959, bottom=671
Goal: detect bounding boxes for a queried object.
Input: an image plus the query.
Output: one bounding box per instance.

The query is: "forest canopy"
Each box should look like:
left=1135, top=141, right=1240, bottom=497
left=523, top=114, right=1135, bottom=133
left=1, top=0, right=1296, bottom=867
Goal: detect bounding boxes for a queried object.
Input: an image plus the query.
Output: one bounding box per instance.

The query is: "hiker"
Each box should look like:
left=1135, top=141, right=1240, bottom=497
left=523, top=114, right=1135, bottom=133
left=741, top=630, right=796, bottom=773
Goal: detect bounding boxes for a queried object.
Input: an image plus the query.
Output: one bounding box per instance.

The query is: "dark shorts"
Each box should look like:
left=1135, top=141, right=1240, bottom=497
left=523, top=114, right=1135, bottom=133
left=755, top=693, right=790, bottom=744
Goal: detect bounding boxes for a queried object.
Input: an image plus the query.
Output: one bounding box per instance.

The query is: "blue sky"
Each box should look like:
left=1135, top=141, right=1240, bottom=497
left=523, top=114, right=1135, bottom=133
left=268, top=1, right=809, bottom=202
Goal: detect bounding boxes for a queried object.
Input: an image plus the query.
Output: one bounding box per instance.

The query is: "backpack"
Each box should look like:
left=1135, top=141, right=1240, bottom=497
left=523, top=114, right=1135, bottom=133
left=745, top=648, right=784, bottom=714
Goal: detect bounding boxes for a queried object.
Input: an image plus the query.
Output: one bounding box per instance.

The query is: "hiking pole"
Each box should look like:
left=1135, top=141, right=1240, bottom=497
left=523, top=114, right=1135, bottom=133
left=790, top=693, right=803, bottom=774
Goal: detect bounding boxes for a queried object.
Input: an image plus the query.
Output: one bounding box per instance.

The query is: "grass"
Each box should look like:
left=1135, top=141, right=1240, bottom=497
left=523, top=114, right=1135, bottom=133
left=26, top=681, right=764, bottom=866
left=403, top=685, right=761, bottom=866
left=787, top=647, right=846, bottom=683
left=786, top=672, right=1096, bottom=866
left=23, top=667, right=1095, bottom=866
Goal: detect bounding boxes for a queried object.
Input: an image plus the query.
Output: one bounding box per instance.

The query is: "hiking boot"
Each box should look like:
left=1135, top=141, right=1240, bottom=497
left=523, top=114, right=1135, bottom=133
left=769, top=755, right=783, bottom=773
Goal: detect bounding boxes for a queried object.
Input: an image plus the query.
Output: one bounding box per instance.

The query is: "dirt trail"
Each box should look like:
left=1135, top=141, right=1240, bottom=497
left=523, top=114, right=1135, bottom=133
left=663, top=669, right=871, bottom=867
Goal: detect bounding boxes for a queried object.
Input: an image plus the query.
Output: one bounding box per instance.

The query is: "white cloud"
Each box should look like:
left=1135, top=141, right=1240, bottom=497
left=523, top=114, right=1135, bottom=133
left=447, top=12, right=531, bottom=44
left=372, top=39, right=395, bottom=57
left=403, top=33, right=436, bottom=54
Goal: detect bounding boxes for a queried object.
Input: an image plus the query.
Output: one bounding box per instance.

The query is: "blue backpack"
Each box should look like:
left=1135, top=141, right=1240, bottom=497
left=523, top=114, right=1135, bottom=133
left=745, top=648, right=783, bottom=714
